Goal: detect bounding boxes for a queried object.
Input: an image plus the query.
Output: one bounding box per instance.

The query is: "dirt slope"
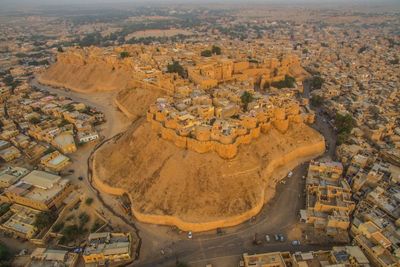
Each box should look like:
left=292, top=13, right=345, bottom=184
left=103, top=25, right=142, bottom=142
left=38, top=62, right=133, bottom=92
left=114, top=87, right=163, bottom=119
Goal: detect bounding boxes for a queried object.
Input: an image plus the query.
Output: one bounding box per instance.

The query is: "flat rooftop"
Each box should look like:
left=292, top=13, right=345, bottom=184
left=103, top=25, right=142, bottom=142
left=243, top=252, right=287, bottom=267
left=21, top=170, right=61, bottom=189
left=1, top=204, right=40, bottom=235
left=29, top=248, right=78, bottom=267
left=84, top=232, right=131, bottom=257
left=7, top=171, right=69, bottom=204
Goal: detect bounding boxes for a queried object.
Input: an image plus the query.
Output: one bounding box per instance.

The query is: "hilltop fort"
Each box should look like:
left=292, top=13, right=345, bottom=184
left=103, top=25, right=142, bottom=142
left=39, top=44, right=325, bottom=231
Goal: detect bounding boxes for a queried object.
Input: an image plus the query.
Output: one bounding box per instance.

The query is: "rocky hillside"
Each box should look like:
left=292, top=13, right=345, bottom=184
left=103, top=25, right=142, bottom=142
left=93, top=121, right=325, bottom=230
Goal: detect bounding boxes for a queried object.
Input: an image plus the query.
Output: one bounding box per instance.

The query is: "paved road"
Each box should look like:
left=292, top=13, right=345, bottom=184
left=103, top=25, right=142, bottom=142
left=32, top=78, right=338, bottom=267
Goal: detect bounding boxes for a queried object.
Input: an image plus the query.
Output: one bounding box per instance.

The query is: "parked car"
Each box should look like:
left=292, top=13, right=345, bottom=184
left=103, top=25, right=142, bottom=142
left=287, top=171, right=293, bottom=178
left=278, top=234, right=285, bottom=242
left=265, top=234, right=271, bottom=242
left=187, top=231, right=193, bottom=239
left=274, top=234, right=279, bottom=241
left=292, top=240, right=301, bottom=246
left=78, top=176, right=83, bottom=181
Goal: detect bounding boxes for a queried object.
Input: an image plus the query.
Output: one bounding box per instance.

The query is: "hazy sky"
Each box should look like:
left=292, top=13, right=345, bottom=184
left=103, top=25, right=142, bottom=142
left=1, top=0, right=399, bottom=11
left=1, top=0, right=399, bottom=4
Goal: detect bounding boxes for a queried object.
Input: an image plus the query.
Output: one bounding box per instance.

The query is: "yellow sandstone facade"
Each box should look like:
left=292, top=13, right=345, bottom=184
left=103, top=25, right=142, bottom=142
left=147, top=87, right=314, bottom=159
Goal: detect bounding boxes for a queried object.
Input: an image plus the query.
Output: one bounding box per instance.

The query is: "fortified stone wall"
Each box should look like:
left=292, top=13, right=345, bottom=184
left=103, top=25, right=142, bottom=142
left=147, top=108, right=304, bottom=159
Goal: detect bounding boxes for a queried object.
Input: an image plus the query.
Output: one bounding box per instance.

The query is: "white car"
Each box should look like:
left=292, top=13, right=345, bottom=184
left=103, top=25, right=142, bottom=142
left=292, top=240, right=301, bottom=246
left=288, top=171, right=293, bottom=178
left=188, top=231, right=193, bottom=239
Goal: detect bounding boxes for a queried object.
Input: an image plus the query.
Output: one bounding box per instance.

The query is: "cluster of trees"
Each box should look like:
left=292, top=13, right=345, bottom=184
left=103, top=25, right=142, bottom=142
left=211, top=45, right=221, bottom=55
left=120, top=51, right=130, bottom=58
left=335, top=113, right=355, bottom=145
left=271, top=75, right=296, bottom=89
left=311, top=75, right=324, bottom=90
left=91, top=219, right=103, bottom=233
left=200, top=50, right=212, bottom=57
left=214, top=25, right=249, bottom=40
left=126, top=34, right=192, bottom=45
left=77, top=32, right=103, bottom=47
left=0, top=243, right=11, bottom=266
left=310, top=95, right=324, bottom=107
left=241, top=91, right=254, bottom=111
left=2, top=75, right=21, bottom=89
left=34, top=211, right=58, bottom=231
left=201, top=45, right=222, bottom=57
left=60, top=212, right=91, bottom=244
left=15, top=51, right=48, bottom=59
left=61, top=224, right=87, bottom=244
left=19, top=59, right=49, bottom=66
left=167, top=61, right=186, bottom=78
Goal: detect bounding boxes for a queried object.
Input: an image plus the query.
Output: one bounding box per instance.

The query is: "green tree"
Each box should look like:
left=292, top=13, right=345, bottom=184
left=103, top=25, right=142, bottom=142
left=85, top=197, right=93, bottom=206
left=34, top=211, right=57, bottom=230
left=311, top=76, right=324, bottom=89
left=79, top=212, right=90, bottom=226
left=0, top=244, right=11, bottom=264
left=90, top=220, right=103, bottom=233
left=241, top=91, right=254, bottom=111
left=61, top=224, right=86, bottom=243
left=52, top=222, right=64, bottom=233
left=310, top=95, right=323, bottom=107
left=3, top=75, right=14, bottom=86
left=0, top=204, right=10, bottom=217
left=335, top=113, right=355, bottom=145
left=200, top=50, right=212, bottom=57
left=271, top=75, right=296, bottom=89
left=120, top=51, right=130, bottom=58
left=167, top=61, right=186, bottom=78
left=211, top=45, right=221, bottom=55
left=29, top=117, right=41, bottom=124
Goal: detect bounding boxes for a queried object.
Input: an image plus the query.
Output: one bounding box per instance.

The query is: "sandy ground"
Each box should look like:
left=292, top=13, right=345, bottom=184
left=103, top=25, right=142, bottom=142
left=94, top=121, right=324, bottom=223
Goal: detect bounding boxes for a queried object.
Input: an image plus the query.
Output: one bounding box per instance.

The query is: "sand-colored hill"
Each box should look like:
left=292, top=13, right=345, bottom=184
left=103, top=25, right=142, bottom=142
left=93, top=121, right=325, bottom=231
left=114, top=87, right=163, bottom=119
left=38, top=60, right=134, bottom=93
